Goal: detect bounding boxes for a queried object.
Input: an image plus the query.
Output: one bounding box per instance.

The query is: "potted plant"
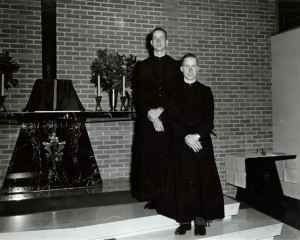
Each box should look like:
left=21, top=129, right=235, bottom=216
left=0, top=51, right=20, bottom=111
left=0, top=51, right=20, bottom=91
left=90, top=49, right=138, bottom=111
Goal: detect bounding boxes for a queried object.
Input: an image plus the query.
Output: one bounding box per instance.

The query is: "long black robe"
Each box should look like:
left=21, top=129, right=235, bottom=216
left=130, top=55, right=182, bottom=201
left=156, top=80, right=224, bottom=223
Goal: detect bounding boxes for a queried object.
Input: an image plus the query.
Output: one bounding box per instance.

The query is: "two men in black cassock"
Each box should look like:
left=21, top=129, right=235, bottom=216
left=131, top=28, right=224, bottom=236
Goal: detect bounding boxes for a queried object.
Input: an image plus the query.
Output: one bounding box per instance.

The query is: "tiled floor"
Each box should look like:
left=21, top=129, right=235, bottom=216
left=0, top=180, right=299, bottom=240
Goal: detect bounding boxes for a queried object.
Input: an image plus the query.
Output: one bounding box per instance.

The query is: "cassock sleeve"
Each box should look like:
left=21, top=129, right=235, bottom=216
left=159, top=60, right=182, bottom=114
left=167, top=91, right=188, bottom=141
left=195, top=87, right=215, bottom=138
left=132, top=62, right=154, bottom=117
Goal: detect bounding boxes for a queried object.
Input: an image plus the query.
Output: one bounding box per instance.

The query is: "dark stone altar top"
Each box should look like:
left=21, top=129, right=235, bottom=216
left=0, top=111, right=136, bottom=123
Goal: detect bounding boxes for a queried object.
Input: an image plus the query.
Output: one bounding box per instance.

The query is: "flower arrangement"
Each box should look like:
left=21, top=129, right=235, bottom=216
left=90, top=49, right=138, bottom=93
left=0, top=51, right=20, bottom=90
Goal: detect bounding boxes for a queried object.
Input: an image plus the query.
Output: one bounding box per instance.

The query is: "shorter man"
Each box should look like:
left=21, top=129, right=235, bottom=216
left=156, top=53, right=224, bottom=236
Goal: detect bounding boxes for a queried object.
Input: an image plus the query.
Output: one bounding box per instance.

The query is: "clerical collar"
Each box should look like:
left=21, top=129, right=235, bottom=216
left=153, top=54, right=166, bottom=60
left=184, top=80, right=196, bottom=86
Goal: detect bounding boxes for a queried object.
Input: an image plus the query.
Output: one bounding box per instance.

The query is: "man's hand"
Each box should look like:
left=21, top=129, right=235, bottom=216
left=185, top=134, right=200, bottom=147
left=152, top=118, right=164, bottom=132
left=191, top=141, right=202, bottom=152
left=148, top=108, right=164, bottom=121
left=185, top=134, right=202, bottom=152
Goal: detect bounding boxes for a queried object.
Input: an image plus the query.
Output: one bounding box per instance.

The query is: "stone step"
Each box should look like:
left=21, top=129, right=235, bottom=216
left=0, top=196, right=240, bottom=240
left=116, top=208, right=282, bottom=240
left=0, top=208, right=284, bottom=240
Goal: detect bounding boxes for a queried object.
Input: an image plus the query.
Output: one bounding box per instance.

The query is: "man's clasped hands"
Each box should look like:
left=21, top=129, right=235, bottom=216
left=148, top=108, right=202, bottom=153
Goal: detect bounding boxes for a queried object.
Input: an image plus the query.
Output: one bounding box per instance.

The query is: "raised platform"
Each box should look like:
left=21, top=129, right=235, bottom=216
left=0, top=196, right=283, bottom=240
left=1, top=177, right=298, bottom=239
left=118, top=208, right=282, bottom=240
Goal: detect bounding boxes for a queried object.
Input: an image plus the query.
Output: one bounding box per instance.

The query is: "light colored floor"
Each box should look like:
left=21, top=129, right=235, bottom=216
left=0, top=200, right=299, bottom=240
left=0, top=180, right=299, bottom=240
left=277, top=224, right=300, bottom=240
left=117, top=208, right=299, bottom=240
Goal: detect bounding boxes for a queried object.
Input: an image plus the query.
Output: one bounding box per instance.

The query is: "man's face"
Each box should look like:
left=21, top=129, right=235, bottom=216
left=151, top=30, right=167, bottom=52
left=181, top=57, right=199, bottom=82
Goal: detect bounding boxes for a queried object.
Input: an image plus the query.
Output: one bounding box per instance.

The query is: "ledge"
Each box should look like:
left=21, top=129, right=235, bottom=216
left=0, top=111, right=136, bottom=123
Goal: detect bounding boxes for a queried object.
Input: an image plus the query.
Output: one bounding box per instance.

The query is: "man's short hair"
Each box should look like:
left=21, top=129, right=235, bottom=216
left=181, top=53, right=198, bottom=65
left=151, top=27, right=168, bottom=39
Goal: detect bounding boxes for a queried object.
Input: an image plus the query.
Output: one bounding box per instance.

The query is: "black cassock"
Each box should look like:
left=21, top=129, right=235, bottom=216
left=130, top=55, right=182, bottom=201
left=156, top=80, right=224, bottom=223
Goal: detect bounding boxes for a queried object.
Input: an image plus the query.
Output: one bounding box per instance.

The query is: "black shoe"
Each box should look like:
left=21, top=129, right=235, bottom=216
left=175, top=223, right=192, bottom=235
left=194, top=224, right=206, bottom=236
left=144, top=201, right=156, bottom=209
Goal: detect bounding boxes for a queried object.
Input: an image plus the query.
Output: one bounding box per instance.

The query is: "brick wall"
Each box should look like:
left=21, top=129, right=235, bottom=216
left=0, top=0, right=277, bottom=196
left=0, top=0, right=42, bottom=186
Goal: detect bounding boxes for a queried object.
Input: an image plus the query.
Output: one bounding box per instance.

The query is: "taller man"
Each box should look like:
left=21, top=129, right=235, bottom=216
left=130, top=27, right=182, bottom=209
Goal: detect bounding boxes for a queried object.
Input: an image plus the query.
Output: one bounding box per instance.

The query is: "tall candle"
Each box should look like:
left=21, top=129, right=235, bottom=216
left=1, top=74, right=4, bottom=96
left=122, top=76, right=125, bottom=96
left=97, top=75, right=101, bottom=96
left=112, top=89, right=115, bottom=108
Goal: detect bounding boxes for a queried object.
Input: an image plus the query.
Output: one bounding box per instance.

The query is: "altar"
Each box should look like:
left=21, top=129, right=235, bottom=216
left=225, top=152, right=297, bottom=189
left=0, top=79, right=135, bottom=195
left=225, top=152, right=297, bottom=209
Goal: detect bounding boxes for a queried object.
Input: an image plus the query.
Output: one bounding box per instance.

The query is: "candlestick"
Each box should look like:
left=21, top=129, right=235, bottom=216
left=122, top=76, right=125, bottom=96
left=120, top=96, right=126, bottom=111
left=0, top=96, right=6, bottom=112
left=1, top=74, right=4, bottom=96
left=95, top=96, right=102, bottom=111
left=53, top=79, right=57, bottom=111
left=97, top=75, right=101, bottom=96
left=112, top=89, right=115, bottom=108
